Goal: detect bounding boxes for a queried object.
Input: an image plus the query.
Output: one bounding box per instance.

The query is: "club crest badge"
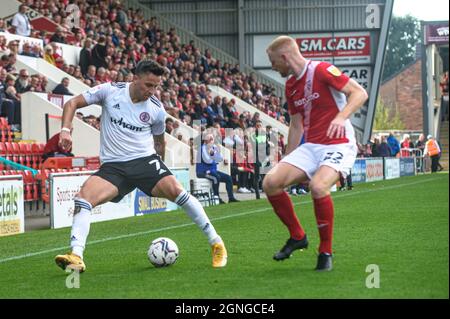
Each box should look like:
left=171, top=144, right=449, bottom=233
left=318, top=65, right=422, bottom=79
left=140, top=112, right=150, bottom=122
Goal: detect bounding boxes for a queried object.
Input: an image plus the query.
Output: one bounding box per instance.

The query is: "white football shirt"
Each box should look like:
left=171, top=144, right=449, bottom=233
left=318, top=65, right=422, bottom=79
left=82, top=82, right=166, bottom=163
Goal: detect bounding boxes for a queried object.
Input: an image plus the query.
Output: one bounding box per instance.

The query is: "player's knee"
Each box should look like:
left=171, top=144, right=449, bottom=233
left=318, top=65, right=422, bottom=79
left=309, top=181, right=328, bottom=197
left=74, top=192, right=95, bottom=207
left=262, top=175, right=282, bottom=194
left=166, top=184, right=185, bottom=202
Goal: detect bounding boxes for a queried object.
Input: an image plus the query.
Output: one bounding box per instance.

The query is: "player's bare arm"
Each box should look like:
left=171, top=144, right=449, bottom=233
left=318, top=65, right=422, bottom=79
left=59, top=94, right=89, bottom=151
left=285, top=112, right=303, bottom=156
left=327, top=78, right=368, bottom=139
left=154, top=133, right=166, bottom=161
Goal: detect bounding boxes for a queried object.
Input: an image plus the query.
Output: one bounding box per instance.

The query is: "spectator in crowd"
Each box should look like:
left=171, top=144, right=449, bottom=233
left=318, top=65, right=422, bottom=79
left=400, top=134, right=414, bottom=157
left=40, top=75, right=48, bottom=92
left=5, top=53, right=17, bottom=74
left=196, top=133, right=239, bottom=204
left=14, top=69, right=31, bottom=94
left=42, top=129, right=74, bottom=161
left=165, top=117, right=174, bottom=134
left=440, top=71, right=449, bottom=121
left=50, top=42, right=65, bottom=69
left=85, top=65, right=97, bottom=85
left=424, top=135, right=441, bottom=173
left=79, top=38, right=93, bottom=76
left=377, top=136, right=392, bottom=158
left=371, top=137, right=380, bottom=157
left=52, top=77, right=73, bottom=96
left=20, top=42, right=40, bottom=58
left=0, top=36, right=7, bottom=51
left=11, top=4, right=32, bottom=37
left=44, top=45, right=56, bottom=66
left=435, top=139, right=444, bottom=172
left=6, top=41, right=20, bottom=55
left=2, top=73, right=21, bottom=131
left=0, top=55, right=9, bottom=70
left=0, top=18, right=9, bottom=33
left=49, top=26, right=66, bottom=44
left=223, top=128, right=251, bottom=193
left=387, top=133, right=400, bottom=157
left=0, top=68, right=18, bottom=129
left=22, top=2, right=295, bottom=138
left=91, top=35, right=108, bottom=69
left=415, top=134, right=426, bottom=154
left=29, top=74, right=42, bottom=92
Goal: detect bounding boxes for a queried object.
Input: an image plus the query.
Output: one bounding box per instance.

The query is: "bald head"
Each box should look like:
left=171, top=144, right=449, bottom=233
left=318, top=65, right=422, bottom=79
left=266, top=36, right=299, bottom=55
left=266, top=36, right=304, bottom=78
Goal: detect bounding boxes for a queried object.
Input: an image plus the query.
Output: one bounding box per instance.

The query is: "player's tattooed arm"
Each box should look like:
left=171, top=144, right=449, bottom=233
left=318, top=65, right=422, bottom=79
left=154, top=133, right=166, bottom=161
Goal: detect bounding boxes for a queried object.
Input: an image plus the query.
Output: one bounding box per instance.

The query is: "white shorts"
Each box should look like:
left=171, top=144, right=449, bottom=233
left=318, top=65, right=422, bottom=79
left=281, top=142, right=357, bottom=179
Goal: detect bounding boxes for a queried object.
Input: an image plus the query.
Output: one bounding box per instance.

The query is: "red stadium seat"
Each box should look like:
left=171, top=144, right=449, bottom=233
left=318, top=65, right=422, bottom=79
left=0, top=142, right=5, bottom=170
left=0, top=117, right=8, bottom=128
left=4, top=142, right=15, bottom=163
left=31, top=143, right=42, bottom=169
left=22, top=170, right=38, bottom=201
left=0, top=142, right=5, bottom=156
left=11, top=142, right=20, bottom=163
left=19, top=143, right=33, bottom=167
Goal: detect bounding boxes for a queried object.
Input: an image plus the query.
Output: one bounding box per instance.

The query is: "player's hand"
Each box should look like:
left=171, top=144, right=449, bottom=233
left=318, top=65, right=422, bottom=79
left=327, top=115, right=346, bottom=139
left=59, top=130, right=72, bottom=151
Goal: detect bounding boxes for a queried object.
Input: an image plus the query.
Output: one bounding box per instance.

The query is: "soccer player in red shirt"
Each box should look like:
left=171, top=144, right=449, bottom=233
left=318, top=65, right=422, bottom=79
left=263, top=36, right=368, bottom=271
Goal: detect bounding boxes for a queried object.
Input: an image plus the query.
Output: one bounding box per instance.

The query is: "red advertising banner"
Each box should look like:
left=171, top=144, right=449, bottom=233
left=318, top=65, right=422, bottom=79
left=294, top=32, right=371, bottom=65
left=365, top=158, right=384, bottom=182
left=425, top=23, right=449, bottom=45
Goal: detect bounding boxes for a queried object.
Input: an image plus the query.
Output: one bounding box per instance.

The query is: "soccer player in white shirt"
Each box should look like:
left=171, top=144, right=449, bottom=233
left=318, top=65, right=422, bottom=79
left=55, top=60, right=227, bottom=272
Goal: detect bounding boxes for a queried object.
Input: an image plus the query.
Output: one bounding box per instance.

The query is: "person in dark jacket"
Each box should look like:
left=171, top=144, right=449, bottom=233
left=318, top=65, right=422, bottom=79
left=91, top=36, right=107, bottom=69
left=79, top=38, right=93, bottom=76
left=49, top=26, right=66, bottom=44
left=377, top=136, right=392, bottom=158
left=52, top=77, right=73, bottom=96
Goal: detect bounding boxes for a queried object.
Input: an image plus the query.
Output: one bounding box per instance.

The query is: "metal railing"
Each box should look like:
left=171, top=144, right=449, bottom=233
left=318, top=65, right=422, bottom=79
left=400, top=148, right=425, bottom=173
left=122, top=0, right=285, bottom=99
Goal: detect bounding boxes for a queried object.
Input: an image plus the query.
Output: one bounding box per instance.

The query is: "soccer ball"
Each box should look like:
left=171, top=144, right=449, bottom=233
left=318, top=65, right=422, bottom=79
left=148, top=237, right=179, bottom=267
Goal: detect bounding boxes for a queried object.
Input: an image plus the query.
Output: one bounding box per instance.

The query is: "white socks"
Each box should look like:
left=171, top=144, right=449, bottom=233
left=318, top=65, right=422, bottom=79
left=70, top=198, right=92, bottom=259
left=175, top=190, right=222, bottom=245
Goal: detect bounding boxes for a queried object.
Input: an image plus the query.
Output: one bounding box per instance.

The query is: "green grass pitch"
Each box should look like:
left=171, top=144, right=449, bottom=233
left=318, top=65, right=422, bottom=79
left=0, top=173, right=448, bottom=298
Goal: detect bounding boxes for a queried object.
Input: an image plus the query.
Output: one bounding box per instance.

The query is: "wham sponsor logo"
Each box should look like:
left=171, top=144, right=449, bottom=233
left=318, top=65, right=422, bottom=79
left=110, top=116, right=145, bottom=132
left=293, top=93, right=320, bottom=107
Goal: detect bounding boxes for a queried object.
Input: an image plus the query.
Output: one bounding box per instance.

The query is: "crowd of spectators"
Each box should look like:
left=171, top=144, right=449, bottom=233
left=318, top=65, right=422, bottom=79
left=2, top=0, right=293, bottom=192
left=13, top=0, right=289, bottom=127
left=358, top=132, right=432, bottom=159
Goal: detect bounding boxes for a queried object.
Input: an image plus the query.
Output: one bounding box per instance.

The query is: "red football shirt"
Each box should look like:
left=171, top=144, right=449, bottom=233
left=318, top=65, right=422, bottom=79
left=285, top=60, right=354, bottom=145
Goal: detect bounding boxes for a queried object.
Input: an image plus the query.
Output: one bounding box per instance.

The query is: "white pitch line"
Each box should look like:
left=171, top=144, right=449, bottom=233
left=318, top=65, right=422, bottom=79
left=0, top=176, right=443, bottom=264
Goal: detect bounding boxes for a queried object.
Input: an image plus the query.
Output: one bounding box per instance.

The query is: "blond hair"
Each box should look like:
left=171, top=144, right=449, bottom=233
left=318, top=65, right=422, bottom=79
left=266, top=35, right=298, bottom=54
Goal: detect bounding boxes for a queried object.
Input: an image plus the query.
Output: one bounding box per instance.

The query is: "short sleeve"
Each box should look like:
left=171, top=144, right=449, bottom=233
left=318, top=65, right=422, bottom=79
left=316, top=63, right=350, bottom=92
left=152, top=108, right=167, bottom=135
left=11, top=15, right=19, bottom=28
left=82, top=83, right=111, bottom=106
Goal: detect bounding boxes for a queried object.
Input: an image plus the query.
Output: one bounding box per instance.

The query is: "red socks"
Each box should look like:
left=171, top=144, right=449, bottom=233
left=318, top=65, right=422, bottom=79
left=313, top=195, right=334, bottom=254
left=267, top=192, right=305, bottom=240
left=268, top=192, right=334, bottom=254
